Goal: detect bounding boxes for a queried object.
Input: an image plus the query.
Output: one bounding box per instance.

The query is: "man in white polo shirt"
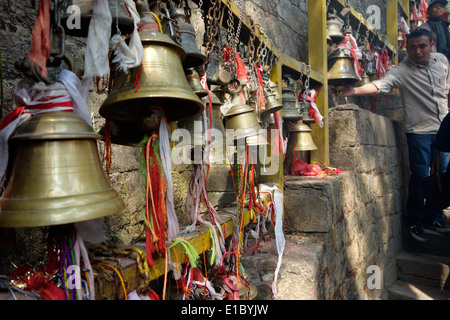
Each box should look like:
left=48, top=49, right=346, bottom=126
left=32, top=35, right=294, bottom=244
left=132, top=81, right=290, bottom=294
left=335, top=28, right=450, bottom=242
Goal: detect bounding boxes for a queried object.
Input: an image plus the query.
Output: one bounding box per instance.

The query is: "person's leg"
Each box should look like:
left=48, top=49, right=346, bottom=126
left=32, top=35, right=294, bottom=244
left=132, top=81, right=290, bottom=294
left=405, top=133, right=433, bottom=226
left=405, top=133, right=435, bottom=241
left=423, top=139, right=450, bottom=232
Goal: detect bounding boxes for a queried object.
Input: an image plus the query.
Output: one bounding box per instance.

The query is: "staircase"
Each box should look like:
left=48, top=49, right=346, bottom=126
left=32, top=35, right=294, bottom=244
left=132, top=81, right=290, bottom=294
left=388, top=211, right=450, bottom=300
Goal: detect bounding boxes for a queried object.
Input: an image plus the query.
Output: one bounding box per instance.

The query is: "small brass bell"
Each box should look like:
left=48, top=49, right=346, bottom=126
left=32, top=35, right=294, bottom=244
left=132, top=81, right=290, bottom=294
left=0, top=112, right=125, bottom=228
left=212, top=85, right=229, bottom=103
left=357, top=72, right=371, bottom=86
left=100, top=28, right=203, bottom=125
left=268, top=80, right=282, bottom=101
left=61, top=0, right=135, bottom=37
left=176, top=113, right=204, bottom=148
left=260, top=87, right=283, bottom=119
left=206, top=51, right=232, bottom=85
left=281, top=86, right=302, bottom=122
left=176, top=112, right=204, bottom=163
left=170, top=8, right=207, bottom=70
left=327, top=47, right=361, bottom=94
left=186, top=68, right=208, bottom=99
left=327, top=9, right=344, bottom=43
left=369, top=71, right=378, bottom=82
left=291, top=122, right=318, bottom=152
left=223, top=82, right=262, bottom=141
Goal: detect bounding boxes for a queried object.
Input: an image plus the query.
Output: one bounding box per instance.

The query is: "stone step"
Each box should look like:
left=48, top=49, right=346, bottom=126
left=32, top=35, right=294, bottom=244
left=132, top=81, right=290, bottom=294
left=403, top=226, right=450, bottom=258
left=388, top=280, right=450, bottom=300
left=396, top=251, right=450, bottom=289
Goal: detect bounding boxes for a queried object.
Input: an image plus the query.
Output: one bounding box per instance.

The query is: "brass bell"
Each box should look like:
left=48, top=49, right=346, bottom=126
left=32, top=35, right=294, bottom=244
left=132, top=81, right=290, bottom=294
left=291, top=122, right=318, bottom=152
left=223, top=82, right=262, bottom=141
left=281, top=86, right=302, bottom=122
left=212, top=85, right=229, bottom=103
left=176, top=112, right=204, bottom=163
left=369, top=71, right=378, bottom=82
left=299, top=100, right=315, bottom=125
left=61, top=0, right=135, bottom=37
left=327, top=9, right=344, bottom=43
left=186, top=68, right=208, bottom=99
left=209, top=91, right=227, bottom=136
left=260, top=87, right=283, bottom=119
left=268, top=80, right=282, bottom=101
left=206, top=51, right=232, bottom=85
left=357, top=72, right=371, bottom=86
left=327, top=47, right=361, bottom=94
left=170, top=8, right=207, bottom=70
left=176, top=113, right=204, bottom=148
left=0, top=112, right=125, bottom=228
left=99, top=28, right=203, bottom=125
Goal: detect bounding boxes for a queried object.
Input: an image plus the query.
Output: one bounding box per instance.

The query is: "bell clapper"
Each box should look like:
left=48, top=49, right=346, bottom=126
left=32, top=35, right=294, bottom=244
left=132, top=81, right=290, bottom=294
left=140, top=110, right=162, bottom=133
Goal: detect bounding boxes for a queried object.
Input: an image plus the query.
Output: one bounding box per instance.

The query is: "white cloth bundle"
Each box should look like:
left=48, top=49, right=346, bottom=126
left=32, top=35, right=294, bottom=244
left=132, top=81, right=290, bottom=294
left=110, top=0, right=143, bottom=74
left=83, top=0, right=112, bottom=78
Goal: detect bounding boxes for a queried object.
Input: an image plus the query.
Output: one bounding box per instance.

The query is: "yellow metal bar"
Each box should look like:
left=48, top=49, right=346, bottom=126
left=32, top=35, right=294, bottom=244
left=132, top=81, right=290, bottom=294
left=398, top=0, right=410, bottom=22
left=387, top=0, right=399, bottom=64
left=308, top=0, right=329, bottom=166
left=94, top=208, right=252, bottom=299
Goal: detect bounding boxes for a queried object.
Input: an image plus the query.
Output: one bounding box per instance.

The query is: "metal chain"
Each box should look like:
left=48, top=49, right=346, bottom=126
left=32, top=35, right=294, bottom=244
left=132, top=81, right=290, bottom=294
left=162, top=1, right=182, bottom=45
left=247, top=18, right=256, bottom=67
left=205, top=0, right=222, bottom=58
left=226, top=0, right=235, bottom=49
left=234, top=0, right=244, bottom=49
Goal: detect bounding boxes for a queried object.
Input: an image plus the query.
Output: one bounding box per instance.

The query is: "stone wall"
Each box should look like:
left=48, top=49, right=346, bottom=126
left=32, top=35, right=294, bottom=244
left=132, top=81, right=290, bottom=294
left=279, top=104, right=408, bottom=299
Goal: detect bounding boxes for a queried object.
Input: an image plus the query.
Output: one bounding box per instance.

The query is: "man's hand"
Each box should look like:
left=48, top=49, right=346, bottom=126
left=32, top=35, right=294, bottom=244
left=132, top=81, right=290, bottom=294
left=331, top=85, right=355, bottom=97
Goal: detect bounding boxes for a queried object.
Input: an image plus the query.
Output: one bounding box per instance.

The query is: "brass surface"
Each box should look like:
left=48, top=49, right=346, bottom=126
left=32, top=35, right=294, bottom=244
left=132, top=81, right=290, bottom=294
left=291, top=122, right=318, bottom=151
left=100, top=30, right=203, bottom=124
left=224, top=103, right=262, bottom=141
left=186, top=68, right=209, bottom=99
left=281, top=87, right=302, bottom=122
left=327, top=47, right=361, bottom=86
left=260, top=88, right=283, bottom=118
left=170, top=8, right=207, bottom=69
left=0, top=112, right=125, bottom=227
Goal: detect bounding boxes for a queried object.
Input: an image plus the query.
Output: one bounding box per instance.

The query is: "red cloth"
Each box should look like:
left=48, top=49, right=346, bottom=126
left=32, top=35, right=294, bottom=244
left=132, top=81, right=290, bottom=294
left=28, top=0, right=51, bottom=79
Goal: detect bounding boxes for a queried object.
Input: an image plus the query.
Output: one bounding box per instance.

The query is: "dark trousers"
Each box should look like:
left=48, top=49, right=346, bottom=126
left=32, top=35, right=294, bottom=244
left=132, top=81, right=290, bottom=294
left=405, top=133, right=450, bottom=226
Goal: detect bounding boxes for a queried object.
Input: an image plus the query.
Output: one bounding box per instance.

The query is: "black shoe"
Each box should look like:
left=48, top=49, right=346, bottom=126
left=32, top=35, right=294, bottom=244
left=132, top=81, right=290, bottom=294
left=424, top=219, right=450, bottom=233
left=409, top=224, right=428, bottom=242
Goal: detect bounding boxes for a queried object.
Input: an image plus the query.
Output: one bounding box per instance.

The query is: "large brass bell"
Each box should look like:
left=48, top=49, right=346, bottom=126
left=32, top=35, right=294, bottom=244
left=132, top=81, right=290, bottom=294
left=281, top=86, right=302, bottom=122
left=61, top=0, right=135, bottom=37
left=291, top=122, right=318, bottom=151
left=327, top=47, right=361, bottom=94
left=99, top=28, right=203, bottom=125
left=223, top=82, right=262, bottom=141
left=260, top=87, right=283, bottom=119
left=186, top=68, right=208, bottom=99
left=0, top=112, right=125, bottom=228
left=327, top=9, right=344, bottom=43
left=170, top=8, right=207, bottom=70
